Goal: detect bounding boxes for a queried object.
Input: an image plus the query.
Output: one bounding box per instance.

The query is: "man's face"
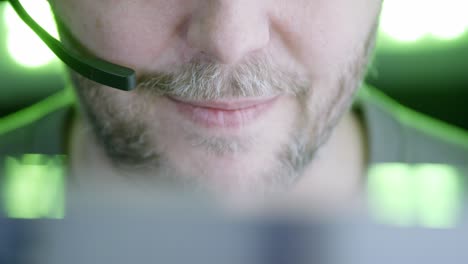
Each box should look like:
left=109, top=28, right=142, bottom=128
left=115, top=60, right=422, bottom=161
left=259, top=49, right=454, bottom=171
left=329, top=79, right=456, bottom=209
left=50, top=0, right=382, bottom=196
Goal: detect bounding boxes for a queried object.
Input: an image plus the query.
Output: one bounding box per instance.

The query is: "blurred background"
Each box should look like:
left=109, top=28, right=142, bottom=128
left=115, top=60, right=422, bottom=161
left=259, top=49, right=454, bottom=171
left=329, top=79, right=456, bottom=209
left=0, top=0, right=467, bottom=129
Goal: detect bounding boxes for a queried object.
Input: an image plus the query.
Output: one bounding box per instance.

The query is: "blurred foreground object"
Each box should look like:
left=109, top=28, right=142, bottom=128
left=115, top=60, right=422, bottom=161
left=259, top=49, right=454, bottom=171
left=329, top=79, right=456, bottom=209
left=1, top=192, right=468, bottom=264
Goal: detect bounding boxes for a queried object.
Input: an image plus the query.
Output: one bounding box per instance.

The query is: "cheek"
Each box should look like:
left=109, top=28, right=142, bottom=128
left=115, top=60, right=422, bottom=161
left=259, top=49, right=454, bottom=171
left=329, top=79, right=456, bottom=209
left=55, top=0, right=191, bottom=70
left=273, top=0, right=380, bottom=78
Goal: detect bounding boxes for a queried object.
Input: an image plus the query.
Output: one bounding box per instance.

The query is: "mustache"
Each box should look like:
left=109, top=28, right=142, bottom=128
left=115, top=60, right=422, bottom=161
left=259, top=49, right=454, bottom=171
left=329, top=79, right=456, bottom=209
left=135, top=55, right=310, bottom=101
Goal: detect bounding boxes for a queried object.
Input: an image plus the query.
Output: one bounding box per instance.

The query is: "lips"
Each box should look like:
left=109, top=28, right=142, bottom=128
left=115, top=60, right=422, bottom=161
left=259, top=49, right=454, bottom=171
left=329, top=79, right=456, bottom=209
left=167, top=96, right=279, bottom=128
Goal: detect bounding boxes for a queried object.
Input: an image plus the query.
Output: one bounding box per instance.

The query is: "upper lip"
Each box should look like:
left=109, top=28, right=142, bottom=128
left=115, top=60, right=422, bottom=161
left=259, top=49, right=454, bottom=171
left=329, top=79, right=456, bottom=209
left=167, top=96, right=278, bottom=110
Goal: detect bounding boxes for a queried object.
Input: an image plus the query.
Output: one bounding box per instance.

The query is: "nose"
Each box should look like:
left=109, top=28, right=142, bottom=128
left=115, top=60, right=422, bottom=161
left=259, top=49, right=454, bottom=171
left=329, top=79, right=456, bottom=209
left=186, top=1, right=270, bottom=64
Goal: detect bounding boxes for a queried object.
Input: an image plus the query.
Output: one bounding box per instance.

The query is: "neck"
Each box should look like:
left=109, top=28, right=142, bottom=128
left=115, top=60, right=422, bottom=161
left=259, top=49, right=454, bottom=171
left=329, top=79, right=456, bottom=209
left=291, top=111, right=368, bottom=210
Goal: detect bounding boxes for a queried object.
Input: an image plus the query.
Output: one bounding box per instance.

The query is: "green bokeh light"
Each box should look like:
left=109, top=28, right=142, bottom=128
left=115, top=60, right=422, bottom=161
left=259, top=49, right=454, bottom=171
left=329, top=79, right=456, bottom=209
left=368, top=163, right=463, bottom=229
left=379, top=0, right=468, bottom=42
left=415, top=165, right=462, bottom=228
left=368, top=164, right=415, bottom=226
left=4, top=0, right=59, bottom=68
left=3, top=154, right=66, bottom=219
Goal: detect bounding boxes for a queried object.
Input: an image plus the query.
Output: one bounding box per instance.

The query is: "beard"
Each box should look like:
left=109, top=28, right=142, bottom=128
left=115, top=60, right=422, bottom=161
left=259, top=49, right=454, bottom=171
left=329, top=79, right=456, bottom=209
left=71, top=26, right=376, bottom=198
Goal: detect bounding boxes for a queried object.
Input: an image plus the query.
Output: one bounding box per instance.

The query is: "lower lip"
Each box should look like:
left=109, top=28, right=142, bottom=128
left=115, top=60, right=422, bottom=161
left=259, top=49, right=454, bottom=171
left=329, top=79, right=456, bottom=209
left=167, top=97, right=278, bottom=129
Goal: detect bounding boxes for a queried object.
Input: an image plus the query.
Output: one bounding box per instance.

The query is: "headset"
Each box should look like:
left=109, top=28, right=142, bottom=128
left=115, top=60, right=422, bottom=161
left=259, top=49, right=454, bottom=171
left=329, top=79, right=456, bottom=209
left=2, top=0, right=137, bottom=91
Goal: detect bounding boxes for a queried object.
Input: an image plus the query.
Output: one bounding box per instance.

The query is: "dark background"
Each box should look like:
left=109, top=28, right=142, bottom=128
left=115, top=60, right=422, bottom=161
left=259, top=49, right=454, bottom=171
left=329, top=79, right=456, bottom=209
left=366, top=33, right=468, bottom=130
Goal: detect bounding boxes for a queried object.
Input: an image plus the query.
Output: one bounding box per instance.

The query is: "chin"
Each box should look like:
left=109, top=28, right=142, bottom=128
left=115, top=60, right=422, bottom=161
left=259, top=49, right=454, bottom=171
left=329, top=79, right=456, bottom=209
left=157, top=134, right=304, bottom=200
left=147, top=96, right=302, bottom=193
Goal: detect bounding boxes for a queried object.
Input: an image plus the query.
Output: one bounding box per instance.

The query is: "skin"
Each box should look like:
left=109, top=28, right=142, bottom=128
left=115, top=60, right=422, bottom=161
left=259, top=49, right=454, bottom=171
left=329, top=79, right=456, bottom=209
left=49, top=0, right=382, bottom=204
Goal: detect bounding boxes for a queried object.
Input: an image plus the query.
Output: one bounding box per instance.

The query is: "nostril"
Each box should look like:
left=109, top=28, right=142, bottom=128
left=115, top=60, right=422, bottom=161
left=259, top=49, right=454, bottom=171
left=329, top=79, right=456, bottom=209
left=191, top=51, right=218, bottom=64
left=177, top=15, right=192, bottom=39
